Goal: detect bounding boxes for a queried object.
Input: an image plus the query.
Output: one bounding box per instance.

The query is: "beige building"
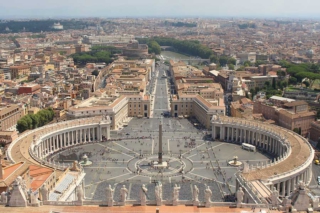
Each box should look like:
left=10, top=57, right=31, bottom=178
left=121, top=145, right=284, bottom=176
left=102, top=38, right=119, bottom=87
left=310, top=121, right=320, bottom=142
left=0, top=104, right=24, bottom=131
left=67, top=94, right=150, bottom=130
left=253, top=97, right=316, bottom=137
left=171, top=94, right=225, bottom=129
left=230, top=98, right=253, bottom=119
left=9, top=65, right=30, bottom=79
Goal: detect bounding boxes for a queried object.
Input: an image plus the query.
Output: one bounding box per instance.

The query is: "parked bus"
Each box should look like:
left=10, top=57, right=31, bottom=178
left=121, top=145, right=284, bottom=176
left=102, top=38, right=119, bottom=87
left=241, top=143, right=256, bottom=152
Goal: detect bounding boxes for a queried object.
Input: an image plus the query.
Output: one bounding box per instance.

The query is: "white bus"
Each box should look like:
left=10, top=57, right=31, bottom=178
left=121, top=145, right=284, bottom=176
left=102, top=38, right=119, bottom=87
left=241, top=143, right=256, bottom=152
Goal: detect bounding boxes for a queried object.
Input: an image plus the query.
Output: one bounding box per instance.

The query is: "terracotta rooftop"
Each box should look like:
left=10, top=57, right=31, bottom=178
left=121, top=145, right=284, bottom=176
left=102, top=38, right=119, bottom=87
left=29, top=165, right=54, bottom=192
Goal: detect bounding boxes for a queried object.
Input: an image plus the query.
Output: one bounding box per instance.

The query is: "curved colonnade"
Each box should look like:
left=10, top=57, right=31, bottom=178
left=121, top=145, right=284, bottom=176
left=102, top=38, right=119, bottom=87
left=7, top=116, right=111, bottom=171
left=212, top=116, right=314, bottom=198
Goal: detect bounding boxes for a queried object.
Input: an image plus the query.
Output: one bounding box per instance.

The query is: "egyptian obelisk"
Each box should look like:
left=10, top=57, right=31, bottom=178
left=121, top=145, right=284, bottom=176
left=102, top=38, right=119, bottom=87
left=158, top=121, right=163, bottom=164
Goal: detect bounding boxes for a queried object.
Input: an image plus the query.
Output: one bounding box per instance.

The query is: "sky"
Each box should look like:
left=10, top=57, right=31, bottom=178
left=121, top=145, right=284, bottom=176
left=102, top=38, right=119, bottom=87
left=0, top=0, right=320, bottom=19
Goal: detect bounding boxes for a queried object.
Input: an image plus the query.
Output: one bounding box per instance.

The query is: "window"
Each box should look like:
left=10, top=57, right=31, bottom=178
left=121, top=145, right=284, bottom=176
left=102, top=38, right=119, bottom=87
left=144, top=105, right=148, bottom=110
left=174, top=105, right=178, bottom=110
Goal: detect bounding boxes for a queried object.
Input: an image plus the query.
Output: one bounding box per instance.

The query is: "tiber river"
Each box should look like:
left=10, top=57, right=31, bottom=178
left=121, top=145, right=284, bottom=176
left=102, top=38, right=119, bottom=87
left=161, top=51, right=191, bottom=60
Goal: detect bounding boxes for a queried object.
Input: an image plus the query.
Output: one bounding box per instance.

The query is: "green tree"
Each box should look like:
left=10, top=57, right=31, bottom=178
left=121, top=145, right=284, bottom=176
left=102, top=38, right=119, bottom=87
left=227, top=58, right=236, bottom=65
left=23, top=115, right=33, bottom=129
left=289, top=77, right=298, bottom=85
left=210, top=55, right=218, bottom=63
left=277, top=70, right=286, bottom=78
left=228, top=64, right=235, bottom=70
left=147, top=40, right=161, bottom=55
left=16, top=119, right=29, bottom=133
left=272, top=78, right=276, bottom=89
left=236, top=66, right=245, bottom=71
left=29, top=114, right=40, bottom=129
left=302, top=81, right=310, bottom=88
left=255, top=60, right=265, bottom=67
left=264, top=81, right=270, bottom=88
left=219, top=56, right=228, bottom=67
left=92, top=70, right=100, bottom=76
left=243, top=61, right=252, bottom=67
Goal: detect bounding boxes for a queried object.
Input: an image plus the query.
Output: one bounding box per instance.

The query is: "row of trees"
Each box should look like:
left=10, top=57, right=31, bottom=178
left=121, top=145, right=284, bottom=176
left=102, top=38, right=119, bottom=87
left=147, top=41, right=161, bottom=55
left=238, top=23, right=257, bottom=29
left=278, top=60, right=320, bottom=88
left=164, top=21, right=197, bottom=27
left=209, top=55, right=236, bottom=67
left=71, top=50, right=115, bottom=65
left=16, top=108, right=55, bottom=133
left=138, top=37, right=213, bottom=59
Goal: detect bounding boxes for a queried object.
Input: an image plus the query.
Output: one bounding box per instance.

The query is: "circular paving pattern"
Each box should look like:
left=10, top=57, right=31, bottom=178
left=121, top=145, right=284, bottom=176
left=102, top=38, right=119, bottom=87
left=127, top=154, right=193, bottom=178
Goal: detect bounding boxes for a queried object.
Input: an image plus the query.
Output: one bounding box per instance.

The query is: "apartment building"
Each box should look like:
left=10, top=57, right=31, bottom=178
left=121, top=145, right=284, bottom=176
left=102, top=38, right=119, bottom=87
left=171, top=94, right=225, bottom=129
left=0, top=104, right=24, bottom=131
left=310, top=121, right=320, bottom=142
left=230, top=98, right=253, bottom=119
left=170, top=61, right=225, bottom=129
left=253, top=97, right=316, bottom=137
left=66, top=94, right=150, bottom=130
left=9, top=65, right=30, bottom=79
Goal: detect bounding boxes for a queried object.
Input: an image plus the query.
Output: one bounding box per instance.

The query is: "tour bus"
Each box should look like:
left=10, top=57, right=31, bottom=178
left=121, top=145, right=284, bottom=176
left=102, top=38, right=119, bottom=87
left=241, top=143, right=256, bottom=152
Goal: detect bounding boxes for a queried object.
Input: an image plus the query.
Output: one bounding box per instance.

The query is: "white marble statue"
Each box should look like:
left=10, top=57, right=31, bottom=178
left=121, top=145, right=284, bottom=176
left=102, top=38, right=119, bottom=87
left=155, top=182, right=162, bottom=205
left=1, top=191, right=6, bottom=203
left=236, top=187, right=244, bottom=206
left=193, top=185, right=199, bottom=202
left=30, top=190, right=39, bottom=206
left=204, top=186, right=212, bottom=203
left=106, top=184, right=115, bottom=201
left=120, top=185, right=128, bottom=202
left=172, top=184, right=180, bottom=202
left=140, top=184, right=148, bottom=205
left=40, top=183, right=48, bottom=202
left=271, top=187, right=279, bottom=207
left=77, top=184, right=83, bottom=202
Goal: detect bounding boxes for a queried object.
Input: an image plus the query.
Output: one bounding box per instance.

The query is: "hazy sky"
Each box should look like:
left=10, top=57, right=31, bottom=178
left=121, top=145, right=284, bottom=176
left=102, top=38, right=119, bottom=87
left=1, top=0, right=319, bottom=19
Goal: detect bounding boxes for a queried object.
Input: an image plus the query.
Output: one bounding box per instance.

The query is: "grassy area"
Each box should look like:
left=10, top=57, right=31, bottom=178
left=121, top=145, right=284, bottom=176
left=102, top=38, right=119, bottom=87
left=312, top=79, right=320, bottom=90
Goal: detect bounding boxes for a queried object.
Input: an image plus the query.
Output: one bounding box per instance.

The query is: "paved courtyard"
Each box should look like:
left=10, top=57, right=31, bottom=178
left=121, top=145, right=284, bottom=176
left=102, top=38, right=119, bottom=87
left=50, top=117, right=271, bottom=202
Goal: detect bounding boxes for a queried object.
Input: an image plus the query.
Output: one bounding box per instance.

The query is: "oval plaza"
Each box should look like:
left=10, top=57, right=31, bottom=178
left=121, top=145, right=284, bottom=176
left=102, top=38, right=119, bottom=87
left=1, top=111, right=315, bottom=211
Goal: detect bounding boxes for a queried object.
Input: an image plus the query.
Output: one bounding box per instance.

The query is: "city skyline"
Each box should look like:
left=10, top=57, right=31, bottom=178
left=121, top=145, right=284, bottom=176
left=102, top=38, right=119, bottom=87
left=1, top=0, right=320, bottom=19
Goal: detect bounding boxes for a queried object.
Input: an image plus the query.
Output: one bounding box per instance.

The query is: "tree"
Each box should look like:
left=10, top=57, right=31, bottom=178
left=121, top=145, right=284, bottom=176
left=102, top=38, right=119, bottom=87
left=272, top=78, right=276, bottom=89
left=92, top=70, right=100, bottom=76
left=243, top=61, right=252, bottom=67
left=255, top=60, right=265, bottom=67
left=264, top=81, right=270, bottom=88
left=228, top=64, right=235, bottom=70
left=289, top=77, right=298, bottom=85
left=147, top=40, right=161, bottom=55
left=236, top=66, right=245, bottom=71
left=302, top=81, right=310, bottom=88
left=227, top=58, right=236, bottom=65
left=277, top=70, right=286, bottom=78
left=219, top=56, right=229, bottom=67
left=29, top=114, right=40, bottom=129
left=16, top=119, right=28, bottom=133
left=210, top=55, right=218, bottom=63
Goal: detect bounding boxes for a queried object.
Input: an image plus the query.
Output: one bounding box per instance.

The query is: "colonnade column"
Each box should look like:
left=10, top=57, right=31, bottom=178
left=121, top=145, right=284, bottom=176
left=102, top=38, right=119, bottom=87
left=282, top=181, right=286, bottom=197
left=245, top=129, right=247, bottom=142
left=232, top=128, right=234, bottom=142
left=287, top=180, right=291, bottom=196
left=235, top=128, right=239, bottom=142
